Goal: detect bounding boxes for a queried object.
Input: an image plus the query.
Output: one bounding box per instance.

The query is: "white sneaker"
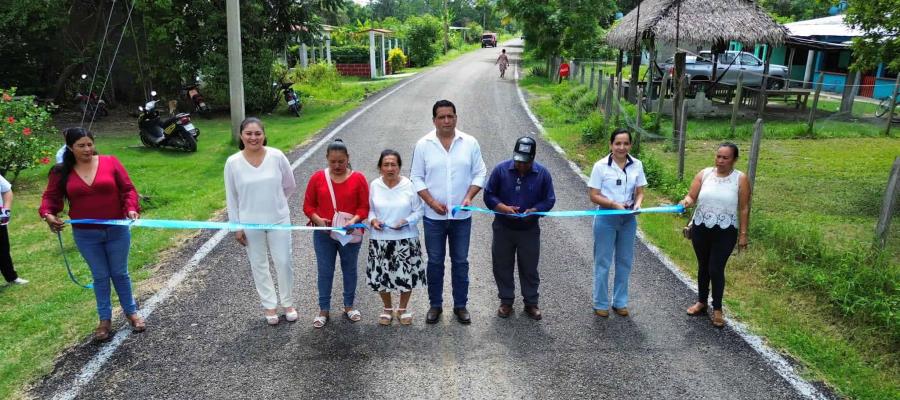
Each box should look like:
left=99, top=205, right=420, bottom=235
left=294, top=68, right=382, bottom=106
left=284, top=308, right=298, bottom=322
left=12, top=278, right=28, bottom=285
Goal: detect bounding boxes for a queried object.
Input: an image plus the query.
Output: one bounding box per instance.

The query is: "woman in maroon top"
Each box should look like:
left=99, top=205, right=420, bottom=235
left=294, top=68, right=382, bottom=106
left=40, top=128, right=145, bottom=342
left=303, top=139, right=369, bottom=328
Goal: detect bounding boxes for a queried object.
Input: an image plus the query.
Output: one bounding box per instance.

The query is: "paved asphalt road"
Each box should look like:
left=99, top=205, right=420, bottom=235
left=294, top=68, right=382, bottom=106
left=32, top=41, right=816, bottom=399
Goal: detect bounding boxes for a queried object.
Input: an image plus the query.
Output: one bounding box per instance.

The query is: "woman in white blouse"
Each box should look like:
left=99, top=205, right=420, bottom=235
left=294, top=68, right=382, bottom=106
left=224, top=117, right=298, bottom=326
left=588, top=128, right=646, bottom=318
left=367, top=150, right=425, bottom=325
left=679, top=143, right=750, bottom=328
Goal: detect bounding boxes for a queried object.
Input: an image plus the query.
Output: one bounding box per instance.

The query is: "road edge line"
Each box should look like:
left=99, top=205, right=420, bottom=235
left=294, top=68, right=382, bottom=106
left=512, top=60, right=826, bottom=400
left=50, top=71, right=428, bottom=400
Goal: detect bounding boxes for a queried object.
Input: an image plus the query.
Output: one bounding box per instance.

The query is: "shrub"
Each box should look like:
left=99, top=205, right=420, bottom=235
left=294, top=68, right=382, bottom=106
left=0, top=89, right=55, bottom=181
left=331, top=45, right=371, bottom=64
left=574, top=90, right=598, bottom=117
left=388, top=48, right=407, bottom=74
left=580, top=112, right=607, bottom=144
left=529, top=65, right=547, bottom=78
left=406, top=15, right=442, bottom=67
left=287, top=63, right=341, bottom=90
left=465, top=22, right=483, bottom=44
left=561, top=85, right=589, bottom=109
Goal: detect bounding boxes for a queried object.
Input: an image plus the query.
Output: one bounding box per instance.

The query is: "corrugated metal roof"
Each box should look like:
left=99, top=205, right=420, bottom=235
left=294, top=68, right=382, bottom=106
left=784, top=15, right=865, bottom=38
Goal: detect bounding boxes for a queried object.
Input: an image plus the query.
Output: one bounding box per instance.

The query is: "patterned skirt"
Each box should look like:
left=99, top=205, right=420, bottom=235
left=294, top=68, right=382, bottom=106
left=366, top=237, right=425, bottom=293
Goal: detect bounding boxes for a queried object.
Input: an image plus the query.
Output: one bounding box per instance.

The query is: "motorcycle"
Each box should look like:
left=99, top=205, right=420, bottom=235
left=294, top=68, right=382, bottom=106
left=75, top=74, right=108, bottom=119
left=181, top=80, right=210, bottom=116
left=279, top=82, right=302, bottom=117
left=138, top=91, right=200, bottom=152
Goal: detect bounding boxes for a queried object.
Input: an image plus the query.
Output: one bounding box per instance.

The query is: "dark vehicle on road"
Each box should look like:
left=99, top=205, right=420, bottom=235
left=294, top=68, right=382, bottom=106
left=481, top=32, right=497, bottom=48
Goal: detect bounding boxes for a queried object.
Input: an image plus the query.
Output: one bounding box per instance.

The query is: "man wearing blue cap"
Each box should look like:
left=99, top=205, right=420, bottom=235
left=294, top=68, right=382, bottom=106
left=484, top=136, right=555, bottom=320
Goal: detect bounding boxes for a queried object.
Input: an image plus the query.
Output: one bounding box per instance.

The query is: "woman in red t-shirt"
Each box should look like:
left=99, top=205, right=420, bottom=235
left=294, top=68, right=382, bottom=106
left=303, top=139, right=369, bottom=328
left=40, top=128, right=145, bottom=342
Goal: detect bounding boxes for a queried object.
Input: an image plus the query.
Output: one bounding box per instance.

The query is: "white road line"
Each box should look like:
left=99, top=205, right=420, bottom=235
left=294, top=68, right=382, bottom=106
left=51, top=72, right=428, bottom=400
left=512, top=61, right=827, bottom=400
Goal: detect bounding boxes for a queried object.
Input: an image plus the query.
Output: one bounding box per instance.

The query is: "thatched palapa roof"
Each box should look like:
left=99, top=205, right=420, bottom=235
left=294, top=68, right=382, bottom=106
left=605, top=0, right=788, bottom=51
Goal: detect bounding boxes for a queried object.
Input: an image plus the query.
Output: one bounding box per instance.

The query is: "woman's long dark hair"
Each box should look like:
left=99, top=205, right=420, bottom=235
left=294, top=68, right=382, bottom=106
left=51, top=127, right=95, bottom=200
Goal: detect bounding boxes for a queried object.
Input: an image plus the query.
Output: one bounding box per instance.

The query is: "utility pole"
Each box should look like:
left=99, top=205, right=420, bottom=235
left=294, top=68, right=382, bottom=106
left=226, top=0, right=245, bottom=143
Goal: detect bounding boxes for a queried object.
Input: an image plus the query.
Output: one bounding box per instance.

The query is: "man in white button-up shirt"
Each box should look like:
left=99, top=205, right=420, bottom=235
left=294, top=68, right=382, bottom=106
left=411, top=100, right=487, bottom=325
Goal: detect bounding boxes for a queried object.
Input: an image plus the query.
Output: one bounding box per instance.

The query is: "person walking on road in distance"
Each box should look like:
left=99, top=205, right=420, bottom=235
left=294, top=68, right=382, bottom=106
left=224, top=117, right=298, bottom=326
left=304, top=139, right=370, bottom=328
left=496, top=49, right=510, bottom=79
left=366, top=149, right=426, bottom=326
left=588, top=128, right=646, bottom=318
left=679, top=143, right=750, bottom=328
left=0, top=173, right=27, bottom=286
left=484, top=136, right=555, bottom=320
left=411, top=99, right=487, bottom=325
left=40, top=127, right=145, bottom=342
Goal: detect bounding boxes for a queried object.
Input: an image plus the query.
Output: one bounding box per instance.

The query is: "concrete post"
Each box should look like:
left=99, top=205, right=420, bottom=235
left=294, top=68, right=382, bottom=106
left=370, top=30, right=377, bottom=79
left=226, top=0, right=244, bottom=142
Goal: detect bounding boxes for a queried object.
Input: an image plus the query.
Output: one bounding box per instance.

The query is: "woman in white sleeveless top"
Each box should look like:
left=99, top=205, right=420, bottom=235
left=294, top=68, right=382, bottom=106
left=679, top=143, right=750, bottom=328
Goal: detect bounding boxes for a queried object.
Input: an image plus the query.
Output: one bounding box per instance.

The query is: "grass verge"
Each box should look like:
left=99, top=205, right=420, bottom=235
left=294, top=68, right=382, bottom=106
left=518, top=72, right=899, bottom=400
left=0, top=77, right=395, bottom=400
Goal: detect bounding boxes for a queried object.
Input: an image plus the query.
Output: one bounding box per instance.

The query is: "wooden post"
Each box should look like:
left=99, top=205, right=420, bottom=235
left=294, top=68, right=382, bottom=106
left=786, top=48, right=796, bottom=88
left=590, top=62, right=596, bottom=89
left=617, top=71, right=625, bottom=103
left=756, top=46, right=772, bottom=118
left=673, top=53, right=687, bottom=148
left=884, top=74, right=900, bottom=136
left=596, top=72, right=605, bottom=108
left=731, top=71, right=744, bottom=137
left=636, top=82, right=645, bottom=130
left=677, top=99, right=688, bottom=181
left=604, top=76, right=614, bottom=117
left=572, top=60, right=578, bottom=80
left=839, top=70, right=861, bottom=115
left=747, top=119, right=764, bottom=196
left=875, top=157, right=900, bottom=249
left=629, top=49, right=641, bottom=103
left=654, top=70, right=669, bottom=131
left=807, top=74, right=825, bottom=133
left=580, top=63, right=586, bottom=85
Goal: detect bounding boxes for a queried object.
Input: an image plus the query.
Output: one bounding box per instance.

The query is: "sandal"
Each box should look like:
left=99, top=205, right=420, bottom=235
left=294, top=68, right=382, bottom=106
left=398, top=308, right=412, bottom=326
left=686, top=302, right=708, bottom=316
left=343, top=309, right=362, bottom=323
left=378, top=308, right=394, bottom=326
left=712, top=310, right=725, bottom=328
left=127, top=313, right=146, bottom=333
left=313, top=314, right=329, bottom=329
left=284, top=307, right=298, bottom=322
left=265, top=311, right=280, bottom=326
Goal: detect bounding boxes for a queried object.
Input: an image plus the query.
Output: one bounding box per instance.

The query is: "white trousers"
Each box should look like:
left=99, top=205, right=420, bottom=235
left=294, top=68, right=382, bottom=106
left=244, top=229, right=294, bottom=309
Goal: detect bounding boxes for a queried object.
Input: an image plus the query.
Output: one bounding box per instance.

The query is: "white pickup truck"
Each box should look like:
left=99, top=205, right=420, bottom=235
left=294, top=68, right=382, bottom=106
left=661, top=51, right=788, bottom=89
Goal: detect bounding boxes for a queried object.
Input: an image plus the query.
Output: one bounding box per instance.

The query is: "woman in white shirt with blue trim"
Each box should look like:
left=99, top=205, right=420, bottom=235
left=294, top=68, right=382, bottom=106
left=587, top=128, right=646, bottom=318
left=367, top=150, right=425, bottom=325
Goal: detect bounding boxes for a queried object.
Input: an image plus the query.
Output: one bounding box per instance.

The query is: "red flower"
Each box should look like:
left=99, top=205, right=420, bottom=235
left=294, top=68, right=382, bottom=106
left=40, top=157, right=50, bottom=165
left=1, top=93, right=11, bottom=102
left=6, top=116, right=14, bottom=124
left=22, top=127, right=31, bottom=136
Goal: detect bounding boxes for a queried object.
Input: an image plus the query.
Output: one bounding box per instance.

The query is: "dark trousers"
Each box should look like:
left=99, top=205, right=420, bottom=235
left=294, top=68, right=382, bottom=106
left=491, top=220, right=540, bottom=306
left=690, top=224, right=737, bottom=310
left=0, top=225, right=17, bottom=283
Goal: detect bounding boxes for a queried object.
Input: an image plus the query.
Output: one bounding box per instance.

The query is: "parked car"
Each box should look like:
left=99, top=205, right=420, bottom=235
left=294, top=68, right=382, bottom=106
left=661, top=51, right=788, bottom=89
left=481, top=32, right=497, bottom=48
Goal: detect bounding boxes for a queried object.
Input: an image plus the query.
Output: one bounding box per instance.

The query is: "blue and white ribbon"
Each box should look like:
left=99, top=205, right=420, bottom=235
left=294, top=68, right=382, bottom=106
left=67, top=219, right=368, bottom=232
left=450, top=204, right=684, bottom=218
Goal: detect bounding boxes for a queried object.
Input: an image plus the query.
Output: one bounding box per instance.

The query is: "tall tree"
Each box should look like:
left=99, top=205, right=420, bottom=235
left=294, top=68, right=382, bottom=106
left=845, top=0, right=900, bottom=72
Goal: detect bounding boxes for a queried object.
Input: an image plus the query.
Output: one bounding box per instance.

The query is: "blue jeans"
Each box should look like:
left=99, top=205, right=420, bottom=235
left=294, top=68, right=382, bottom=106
left=592, top=214, right=637, bottom=310
left=72, top=226, right=137, bottom=321
left=423, top=217, right=472, bottom=308
left=313, top=231, right=362, bottom=311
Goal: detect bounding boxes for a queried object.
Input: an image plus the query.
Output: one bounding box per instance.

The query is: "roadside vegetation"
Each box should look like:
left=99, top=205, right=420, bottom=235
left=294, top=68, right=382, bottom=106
left=518, top=62, right=899, bottom=399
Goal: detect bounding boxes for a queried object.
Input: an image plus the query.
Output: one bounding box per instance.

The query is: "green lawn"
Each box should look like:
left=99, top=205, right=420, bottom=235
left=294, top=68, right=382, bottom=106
left=0, top=39, right=497, bottom=399
left=519, top=73, right=900, bottom=400
left=0, top=77, right=395, bottom=400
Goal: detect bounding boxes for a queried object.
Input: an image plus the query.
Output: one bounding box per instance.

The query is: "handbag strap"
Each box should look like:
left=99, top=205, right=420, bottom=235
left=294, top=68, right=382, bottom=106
left=323, top=168, right=354, bottom=214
